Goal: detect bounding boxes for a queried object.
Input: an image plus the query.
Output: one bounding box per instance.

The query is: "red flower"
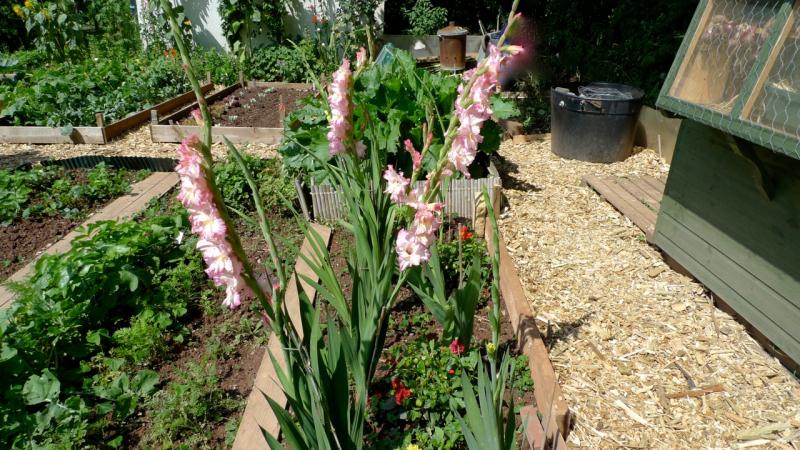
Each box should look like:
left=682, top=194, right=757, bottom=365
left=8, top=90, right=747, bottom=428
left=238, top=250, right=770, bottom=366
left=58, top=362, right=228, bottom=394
left=449, top=338, right=465, bottom=355
left=459, top=225, right=474, bottom=241
left=391, top=378, right=412, bottom=405
left=448, top=368, right=455, bottom=375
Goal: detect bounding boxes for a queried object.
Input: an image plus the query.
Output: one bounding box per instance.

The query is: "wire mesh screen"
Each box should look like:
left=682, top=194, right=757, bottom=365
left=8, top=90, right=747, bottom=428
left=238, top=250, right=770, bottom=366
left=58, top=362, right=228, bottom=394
left=669, top=0, right=783, bottom=113
left=745, top=6, right=800, bottom=146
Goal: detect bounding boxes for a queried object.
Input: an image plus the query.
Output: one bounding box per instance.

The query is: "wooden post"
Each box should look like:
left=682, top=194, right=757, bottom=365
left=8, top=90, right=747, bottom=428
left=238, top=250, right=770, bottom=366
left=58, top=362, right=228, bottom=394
left=95, top=113, right=105, bottom=127
left=239, top=71, right=245, bottom=88
left=278, top=94, right=285, bottom=124
left=150, top=110, right=159, bottom=125
left=206, top=71, right=212, bottom=85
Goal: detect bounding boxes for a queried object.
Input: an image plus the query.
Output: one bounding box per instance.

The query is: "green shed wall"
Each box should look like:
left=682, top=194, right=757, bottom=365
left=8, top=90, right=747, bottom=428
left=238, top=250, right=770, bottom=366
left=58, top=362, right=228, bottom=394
left=654, top=119, right=800, bottom=364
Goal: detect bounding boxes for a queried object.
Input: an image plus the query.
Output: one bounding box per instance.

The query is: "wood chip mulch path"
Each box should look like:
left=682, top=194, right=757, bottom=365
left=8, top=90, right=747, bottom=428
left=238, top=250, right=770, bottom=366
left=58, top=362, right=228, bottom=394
left=495, top=135, right=800, bottom=449
left=0, top=123, right=279, bottom=169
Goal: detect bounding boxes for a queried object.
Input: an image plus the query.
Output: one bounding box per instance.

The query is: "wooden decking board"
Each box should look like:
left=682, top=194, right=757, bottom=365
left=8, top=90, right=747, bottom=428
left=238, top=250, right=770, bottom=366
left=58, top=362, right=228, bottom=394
left=642, top=174, right=668, bottom=194
left=0, top=172, right=178, bottom=309
left=232, top=224, right=331, bottom=450
left=583, top=175, right=659, bottom=241
left=616, top=177, right=661, bottom=213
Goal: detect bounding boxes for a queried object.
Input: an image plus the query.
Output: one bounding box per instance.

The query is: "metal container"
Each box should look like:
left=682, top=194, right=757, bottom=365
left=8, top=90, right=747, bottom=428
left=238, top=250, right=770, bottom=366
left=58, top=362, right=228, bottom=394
left=437, top=22, right=468, bottom=71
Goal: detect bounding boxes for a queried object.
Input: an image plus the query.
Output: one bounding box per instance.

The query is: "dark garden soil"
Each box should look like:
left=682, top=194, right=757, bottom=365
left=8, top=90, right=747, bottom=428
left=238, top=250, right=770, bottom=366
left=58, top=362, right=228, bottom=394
left=120, top=192, right=304, bottom=449
left=180, top=86, right=311, bottom=128
left=0, top=216, right=78, bottom=280
left=0, top=169, right=145, bottom=282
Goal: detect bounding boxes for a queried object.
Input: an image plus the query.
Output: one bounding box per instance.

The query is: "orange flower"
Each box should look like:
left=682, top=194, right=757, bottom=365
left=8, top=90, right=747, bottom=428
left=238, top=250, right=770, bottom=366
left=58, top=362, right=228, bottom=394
left=458, top=225, right=473, bottom=241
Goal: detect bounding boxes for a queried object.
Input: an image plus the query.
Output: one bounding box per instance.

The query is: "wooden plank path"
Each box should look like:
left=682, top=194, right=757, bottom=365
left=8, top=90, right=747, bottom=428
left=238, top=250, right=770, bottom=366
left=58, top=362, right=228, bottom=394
left=232, top=224, right=331, bottom=450
left=582, top=175, right=667, bottom=242
left=0, top=172, right=178, bottom=309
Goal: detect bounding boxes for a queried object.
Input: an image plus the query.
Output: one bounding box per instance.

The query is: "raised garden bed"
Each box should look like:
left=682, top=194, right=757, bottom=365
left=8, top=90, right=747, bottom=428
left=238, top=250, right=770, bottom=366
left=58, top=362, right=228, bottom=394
left=0, top=155, right=304, bottom=448
left=0, top=83, right=213, bottom=145
left=149, top=80, right=312, bottom=145
left=0, top=164, right=150, bottom=282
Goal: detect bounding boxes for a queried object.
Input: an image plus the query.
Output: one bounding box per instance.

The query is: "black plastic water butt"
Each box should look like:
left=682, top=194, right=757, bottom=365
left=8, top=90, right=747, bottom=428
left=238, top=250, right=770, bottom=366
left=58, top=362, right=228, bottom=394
left=550, top=82, right=644, bottom=163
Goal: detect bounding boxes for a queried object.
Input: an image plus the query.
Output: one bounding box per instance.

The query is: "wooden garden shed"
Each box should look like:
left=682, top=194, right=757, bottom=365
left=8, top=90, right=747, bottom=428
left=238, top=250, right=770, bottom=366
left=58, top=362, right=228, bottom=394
left=655, top=0, right=800, bottom=365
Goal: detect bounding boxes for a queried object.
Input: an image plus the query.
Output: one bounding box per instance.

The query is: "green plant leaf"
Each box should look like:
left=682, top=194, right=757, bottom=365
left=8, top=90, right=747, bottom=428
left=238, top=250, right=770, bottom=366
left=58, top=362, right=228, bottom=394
left=23, top=369, right=61, bottom=405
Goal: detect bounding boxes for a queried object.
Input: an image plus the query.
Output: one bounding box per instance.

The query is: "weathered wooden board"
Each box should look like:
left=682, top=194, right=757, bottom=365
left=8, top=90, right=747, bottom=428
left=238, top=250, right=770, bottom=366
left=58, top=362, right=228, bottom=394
left=0, top=126, right=106, bottom=144
left=157, top=83, right=241, bottom=125
left=0, top=84, right=212, bottom=144
left=486, top=225, right=572, bottom=440
left=231, top=224, right=331, bottom=450
left=653, top=119, right=800, bottom=365
left=0, top=172, right=178, bottom=309
left=583, top=175, right=661, bottom=241
left=150, top=124, right=284, bottom=144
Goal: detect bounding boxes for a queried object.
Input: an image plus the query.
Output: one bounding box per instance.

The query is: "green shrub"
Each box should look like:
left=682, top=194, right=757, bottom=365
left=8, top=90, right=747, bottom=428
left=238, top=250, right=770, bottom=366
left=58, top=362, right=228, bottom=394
left=248, top=39, right=330, bottom=83
left=368, top=319, right=534, bottom=450
left=193, top=49, right=242, bottom=86
left=403, top=0, right=448, bottom=36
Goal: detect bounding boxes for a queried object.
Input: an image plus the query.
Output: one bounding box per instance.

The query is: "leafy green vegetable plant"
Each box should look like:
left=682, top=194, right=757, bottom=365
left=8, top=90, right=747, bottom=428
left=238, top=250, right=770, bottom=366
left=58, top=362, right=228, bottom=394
left=0, top=214, right=210, bottom=448
left=280, top=48, right=518, bottom=182
left=0, top=163, right=135, bottom=225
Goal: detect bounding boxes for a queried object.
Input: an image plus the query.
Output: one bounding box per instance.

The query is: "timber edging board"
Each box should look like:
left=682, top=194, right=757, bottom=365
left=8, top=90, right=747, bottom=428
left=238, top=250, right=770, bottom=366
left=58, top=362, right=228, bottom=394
left=0, top=172, right=179, bottom=310
left=149, top=81, right=313, bottom=145
left=485, top=224, right=571, bottom=441
left=485, top=224, right=572, bottom=442
left=0, top=84, right=213, bottom=145
left=231, top=224, right=332, bottom=450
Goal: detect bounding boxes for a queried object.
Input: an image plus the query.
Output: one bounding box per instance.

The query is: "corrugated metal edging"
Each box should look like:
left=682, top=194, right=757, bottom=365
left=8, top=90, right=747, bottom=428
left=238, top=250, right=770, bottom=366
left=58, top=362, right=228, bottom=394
left=21, top=156, right=179, bottom=172
left=310, top=176, right=501, bottom=221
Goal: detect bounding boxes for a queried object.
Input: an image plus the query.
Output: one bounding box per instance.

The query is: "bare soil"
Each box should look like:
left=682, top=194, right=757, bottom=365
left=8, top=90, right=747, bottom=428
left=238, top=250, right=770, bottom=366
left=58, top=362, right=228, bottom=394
left=181, top=86, right=310, bottom=128
left=0, top=169, right=144, bottom=282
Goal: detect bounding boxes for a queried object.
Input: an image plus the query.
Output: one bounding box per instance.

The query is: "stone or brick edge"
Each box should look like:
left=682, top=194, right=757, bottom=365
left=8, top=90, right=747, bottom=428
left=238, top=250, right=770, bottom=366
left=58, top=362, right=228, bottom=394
left=485, top=221, right=573, bottom=442
left=0, top=172, right=179, bottom=309
left=231, top=224, right=332, bottom=450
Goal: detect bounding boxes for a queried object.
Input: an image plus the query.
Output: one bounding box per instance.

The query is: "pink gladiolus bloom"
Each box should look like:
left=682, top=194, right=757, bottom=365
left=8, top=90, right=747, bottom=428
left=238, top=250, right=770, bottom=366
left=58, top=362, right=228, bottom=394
left=356, top=47, right=367, bottom=70
left=191, top=108, right=203, bottom=125
left=412, top=202, right=443, bottom=247
left=396, top=229, right=429, bottom=271
left=190, top=206, right=227, bottom=240
left=383, top=165, right=410, bottom=204
left=404, top=139, right=422, bottom=171
left=327, top=59, right=353, bottom=156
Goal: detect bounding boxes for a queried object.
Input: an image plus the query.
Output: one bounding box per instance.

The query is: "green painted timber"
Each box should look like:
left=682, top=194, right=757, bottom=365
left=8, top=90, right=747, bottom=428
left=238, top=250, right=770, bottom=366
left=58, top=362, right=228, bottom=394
left=657, top=0, right=800, bottom=161
left=653, top=119, right=800, bottom=365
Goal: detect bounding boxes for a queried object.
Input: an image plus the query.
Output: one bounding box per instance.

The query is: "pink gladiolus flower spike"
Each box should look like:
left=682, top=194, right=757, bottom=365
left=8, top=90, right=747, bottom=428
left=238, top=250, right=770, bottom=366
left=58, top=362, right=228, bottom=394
left=327, top=59, right=353, bottom=157
left=175, top=135, right=248, bottom=309
left=404, top=139, right=422, bottom=171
